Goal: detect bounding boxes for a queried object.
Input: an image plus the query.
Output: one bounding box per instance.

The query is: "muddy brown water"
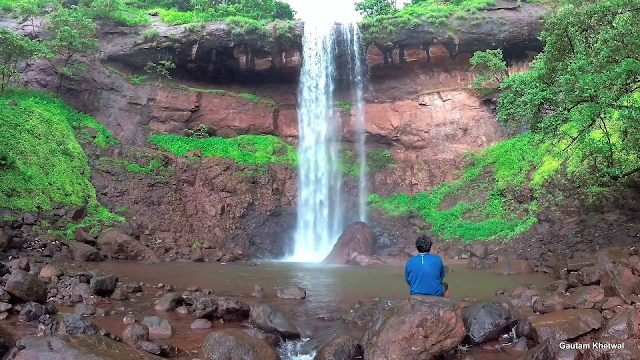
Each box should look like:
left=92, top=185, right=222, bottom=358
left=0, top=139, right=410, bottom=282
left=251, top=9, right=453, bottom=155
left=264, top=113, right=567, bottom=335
left=5, top=261, right=551, bottom=359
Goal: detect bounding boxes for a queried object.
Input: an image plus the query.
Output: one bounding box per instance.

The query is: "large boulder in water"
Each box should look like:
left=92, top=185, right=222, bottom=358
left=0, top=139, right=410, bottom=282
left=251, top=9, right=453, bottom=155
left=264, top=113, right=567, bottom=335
left=363, top=295, right=465, bottom=360
left=14, top=334, right=164, bottom=360
left=323, top=222, right=376, bottom=265
left=200, top=329, right=280, bottom=360
left=462, top=301, right=516, bottom=345
left=5, top=269, right=47, bottom=303
left=249, top=303, right=300, bottom=339
left=96, top=230, right=158, bottom=261
left=530, top=309, right=604, bottom=341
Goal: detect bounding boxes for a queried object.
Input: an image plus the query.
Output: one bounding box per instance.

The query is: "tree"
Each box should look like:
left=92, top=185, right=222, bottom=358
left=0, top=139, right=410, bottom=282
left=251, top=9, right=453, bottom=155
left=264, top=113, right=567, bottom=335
left=15, top=0, right=59, bottom=38
left=355, top=0, right=397, bottom=17
left=498, top=0, right=640, bottom=183
left=189, top=0, right=209, bottom=21
left=470, top=49, right=508, bottom=93
left=0, top=29, right=45, bottom=91
left=145, top=60, right=176, bottom=82
left=44, top=7, right=98, bottom=93
left=79, top=0, right=124, bottom=19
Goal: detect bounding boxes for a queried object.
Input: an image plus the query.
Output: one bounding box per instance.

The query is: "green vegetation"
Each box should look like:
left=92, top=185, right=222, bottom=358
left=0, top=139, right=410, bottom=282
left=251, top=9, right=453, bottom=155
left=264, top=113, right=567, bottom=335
left=141, top=27, right=160, bottom=39
left=339, top=149, right=395, bottom=178
left=0, top=29, right=45, bottom=91
left=98, top=156, right=173, bottom=177
left=335, top=100, right=353, bottom=114
left=145, top=60, right=176, bottom=82
left=177, top=85, right=277, bottom=107
left=470, top=49, right=508, bottom=94
left=0, top=88, right=122, bottom=235
left=0, top=0, right=13, bottom=12
left=149, top=134, right=297, bottom=166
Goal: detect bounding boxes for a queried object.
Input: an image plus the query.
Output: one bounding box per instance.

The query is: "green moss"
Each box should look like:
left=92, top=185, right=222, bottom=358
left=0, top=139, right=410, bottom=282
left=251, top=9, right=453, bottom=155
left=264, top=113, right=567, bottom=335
left=141, top=27, right=159, bottom=39
left=335, top=100, right=353, bottom=114
left=0, top=0, right=12, bottom=12
left=99, top=157, right=172, bottom=177
left=149, top=134, right=296, bottom=166
left=339, top=148, right=396, bottom=178
left=177, top=85, right=276, bottom=107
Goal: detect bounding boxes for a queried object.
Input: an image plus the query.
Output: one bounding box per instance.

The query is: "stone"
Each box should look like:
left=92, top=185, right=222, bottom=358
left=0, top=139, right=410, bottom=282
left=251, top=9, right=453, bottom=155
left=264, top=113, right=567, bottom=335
left=597, top=305, right=640, bottom=341
left=64, top=240, right=103, bottom=261
left=0, top=303, right=11, bottom=312
left=125, top=283, right=143, bottom=293
left=567, top=272, right=581, bottom=288
left=8, top=258, right=30, bottom=271
left=59, top=313, right=99, bottom=335
left=0, top=325, right=13, bottom=357
left=14, top=334, right=164, bottom=360
left=90, top=274, right=118, bottom=296
left=136, top=341, right=162, bottom=355
left=243, top=328, right=283, bottom=348
left=565, top=286, right=605, bottom=309
left=123, top=314, right=136, bottom=324
left=155, top=292, right=183, bottom=311
left=39, top=265, right=63, bottom=278
left=601, top=297, right=624, bottom=310
left=595, top=247, right=629, bottom=265
left=532, top=292, right=566, bottom=314
left=493, top=260, right=533, bottom=275
left=577, top=266, right=604, bottom=285
left=253, top=285, right=265, bottom=298
left=72, top=283, right=95, bottom=301
left=462, top=301, right=515, bottom=345
left=19, top=302, right=46, bottom=323
left=567, top=257, right=596, bottom=271
left=110, top=288, right=129, bottom=300
left=74, top=303, right=97, bottom=316
left=0, top=231, right=8, bottom=252
left=316, top=334, right=361, bottom=360
left=546, top=280, right=569, bottom=293
left=250, top=303, right=300, bottom=338
left=519, top=338, right=562, bottom=360
left=200, top=329, right=280, bottom=360
left=629, top=255, right=640, bottom=276
left=323, top=222, right=376, bottom=265
left=191, top=319, right=212, bottom=329
left=469, top=243, right=489, bottom=259
left=97, top=230, right=157, bottom=261
left=364, top=296, right=465, bottom=360
left=467, top=256, right=493, bottom=269
left=276, top=285, right=306, bottom=300
left=142, top=316, right=173, bottom=339
left=530, top=309, right=604, bottom=341
left=6, top=269, right=47, bottom=303
left=176, top=306, right=189, bottom=314
left=341, top=298, right=399, bottom=328
left=600, top=265, right=638, bottom=299
left=123, top=323, right=149, bottom=346
left=73, top=227, right=95, bottom=244
left=215, top=297, right=251, bottom=321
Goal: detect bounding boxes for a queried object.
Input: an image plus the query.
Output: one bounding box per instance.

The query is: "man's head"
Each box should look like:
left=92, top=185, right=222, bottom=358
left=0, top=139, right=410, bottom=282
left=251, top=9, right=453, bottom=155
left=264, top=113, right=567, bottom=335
left=415, top=235, right=432, bottom=253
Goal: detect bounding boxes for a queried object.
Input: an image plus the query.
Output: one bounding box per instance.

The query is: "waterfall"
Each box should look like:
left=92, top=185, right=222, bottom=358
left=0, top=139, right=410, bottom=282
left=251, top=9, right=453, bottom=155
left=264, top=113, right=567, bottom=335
left=287, top=20, right=369, bottom=263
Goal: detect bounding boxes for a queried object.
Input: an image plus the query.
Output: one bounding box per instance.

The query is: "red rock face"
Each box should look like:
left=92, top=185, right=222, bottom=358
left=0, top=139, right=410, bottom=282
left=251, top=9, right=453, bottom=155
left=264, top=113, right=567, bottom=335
left=323, top=222, right=377, bottom=265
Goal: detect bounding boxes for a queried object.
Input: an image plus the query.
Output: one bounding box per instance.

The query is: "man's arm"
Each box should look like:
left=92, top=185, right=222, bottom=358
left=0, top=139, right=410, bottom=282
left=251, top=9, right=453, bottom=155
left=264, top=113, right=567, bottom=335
left=440, top=259, right=446, bottom=279
left=405, top=262, right=410, bottom=285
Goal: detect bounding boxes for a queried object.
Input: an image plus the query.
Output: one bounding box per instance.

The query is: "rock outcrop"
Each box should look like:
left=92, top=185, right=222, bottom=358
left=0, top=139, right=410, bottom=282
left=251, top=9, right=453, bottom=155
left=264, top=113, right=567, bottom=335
left=14, top=335, right=163, bottom=360
left=323, top=222, right=376, bottom=265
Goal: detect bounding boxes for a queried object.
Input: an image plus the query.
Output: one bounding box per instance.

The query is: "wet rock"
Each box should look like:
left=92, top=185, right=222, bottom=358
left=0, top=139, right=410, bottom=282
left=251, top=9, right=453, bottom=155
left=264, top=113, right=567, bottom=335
left=0, top=231, right=8, bottom=252
left=243, top=328, right=282, bottom=348
left=123, top=314, right=136, bottom=324
left=276, top=285, right=306, bottom=300
left=601, top=297, right=624, bottom=310
left=201, top=329, right=280, bottom=360
left=123, top=323, right=149, bottom=346
left=64, top=240, right=103, bottom=262
left=19, top=302, right=46, bottom=323
left=125, top=283, right=143, bottom=293
left=546, top=280, right=569, bottom=293
left=73, top=227, right=95, bottom=244
left=155, top=292, right=183, bottom=311
left=39, top=265, right=63, bottom=278
left=462, top=301, right=515, bottom=345
left=533, top=292, right=566, bottom=314
left=323, top=222, right=376, bottom=265
left=600, top=265, right=638, bottom=299
left=90, top=274, right=118, bottom=297
left=8, top=258, right=30, bottom=271
left=110, top=288, right=129, bottom=301
left=595, top=247, right=629, bottom=265
left=530, top=309, right=604, bottom=341
left=74, top=304, right=96, bottom=316
left=469, top=243, right=489, bottom=259
left=191, top=319, right=212, bottom=329
left=597, top=305, right=640, bottom=341
left=187, top=285, right=201, bottom=292
left=629, top=255, right=640, bottom=276
left=364, top=296, right=465, bottom=360
left=519, top=338, right=562, bottom=360
left=215, top=297, right=251, bottom=321
left=72, top=283, right=95, bottom=301
left=467, top=256, right=493, bottom=269
left=0, top=325, right=13, bottom=357
left=136, top=341, right=162, bottom=355
left=341, top=298, right=399, bottom=328
left=250, top=303, right=300, bottom=338
left=14, top=334, right=164, bottom=360
left=253, top=285, right=265, bottom=298
left=565, top=286, right=605, bottom=309
left=0, top=303, right=11, bottom=312
left=176, top=305, right=189, bottom=314
left=567, top=272, right=581, bottom=288
left=142, top=316, right=173, bottom=339
left=316, top=334, right=361, bottom=360
left=568, top=257, right=596, bottom=272
left=493, top=260, right=533, bottom=275
left=577, top=266, right=604, bottom=285
left=97, top=230, right=157, bottom=261
left=59, top=313, right=99, bottom=335
left=6, top=269, right=47, bottom=303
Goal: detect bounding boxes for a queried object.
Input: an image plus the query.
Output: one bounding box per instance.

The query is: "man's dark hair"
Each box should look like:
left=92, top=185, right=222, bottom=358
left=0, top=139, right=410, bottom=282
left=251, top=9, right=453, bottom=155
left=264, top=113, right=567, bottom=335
left=416, top=235, right=432, bottom=253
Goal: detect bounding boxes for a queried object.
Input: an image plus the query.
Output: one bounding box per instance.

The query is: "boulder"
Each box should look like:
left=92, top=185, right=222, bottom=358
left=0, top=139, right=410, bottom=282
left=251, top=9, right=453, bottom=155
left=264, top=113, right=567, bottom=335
left=364, top=296, right=465, bottom=360
left=39, top=265, right=63, bottom=278
left=191, top=319, right=212, bottom=329
left=72, top=283, right=95, bottom=301
left=155, top=292, right=183, bottom=311
left=0, top=325, right=14, bottom=357
left=601, top=297, right=624, bottom=310
left=467, top=256, right=493, bottom=269
left=595, top=247, right=629, bottom=265
left=0, top=230, right=8, bottom=252
left=252, top=285, right=265, bottom=298
left=64, top=240, right=103, bottom=262
left=462, top=301, right=515, bottom=345
left=597, top=305, right=640, bottom=341
left=341, top=298, right=399, bottom=328
left=6, top=269, right=47, bottom=303
left=110, top=288, right=129, bottom=301
left=567, top=257, right=596, bottom=271
left=136, top=341, right=162, bottom=355
left=89, top=275, right=118, bottom=297
left=323, top=222, right=376, bottom=265
left=600, top=265, right=638, bottom=299
left=469, top=243, right=489, bottom=259
left=577, top=266, right=604, bottom=286
left=59, top=313, right=99, bottom=335
left=243, top=328, right=283, bottom=348
left=216, top=297, right=251, bottom=321
left=530, top=309, right=604, bottom=341
left=532, top=292, right=566, bottom=314
left=14, top=335, right=164, bottom=360
left=565, top=286, right=605, bottom=309
left=250, top=303, right=300, bottom=338
left=493, top=260, right=533, bottom=275
left=123, top=323, right=149, bottom=346
left=276, top=285, right=306, bottom=300
left=141, top=316, right=173, bottom=339
left=200, top=329, right=280, bottom=360
left=125, top=283, right=143, bottom=293
left=316, top=335, right=361, bottom=360
left=97, top=230, right=157, bottom=261
left=19, top=302, right=46, bottom=323
left=8, top=258, right=30, bottom=271
left=74, top=304, right=97, bottom=316
left=519, top=338, right=563, bottom=360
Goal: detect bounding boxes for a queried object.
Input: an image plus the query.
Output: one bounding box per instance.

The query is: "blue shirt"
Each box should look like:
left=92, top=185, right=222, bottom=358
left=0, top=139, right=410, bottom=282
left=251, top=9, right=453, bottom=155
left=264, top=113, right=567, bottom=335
left=405, top=254, right=446, bottom=296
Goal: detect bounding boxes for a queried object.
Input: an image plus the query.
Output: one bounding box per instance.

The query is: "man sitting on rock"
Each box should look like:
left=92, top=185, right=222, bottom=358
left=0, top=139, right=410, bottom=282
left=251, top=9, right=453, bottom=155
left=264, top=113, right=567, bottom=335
left=405, top=235, right=449, bottom=298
